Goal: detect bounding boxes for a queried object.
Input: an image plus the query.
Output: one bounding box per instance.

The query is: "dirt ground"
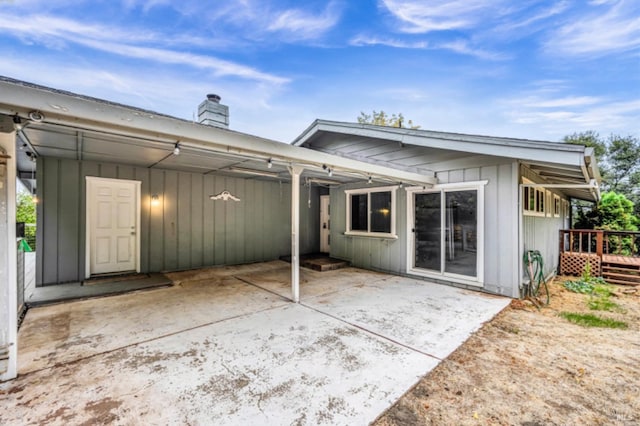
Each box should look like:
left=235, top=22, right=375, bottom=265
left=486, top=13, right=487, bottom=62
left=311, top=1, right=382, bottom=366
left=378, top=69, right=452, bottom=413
left=374, top=277, right=640, bottom=426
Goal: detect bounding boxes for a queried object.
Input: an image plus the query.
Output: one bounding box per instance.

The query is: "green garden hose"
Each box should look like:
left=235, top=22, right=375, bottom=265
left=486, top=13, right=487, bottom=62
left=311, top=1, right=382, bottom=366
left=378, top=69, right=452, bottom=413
left=522, top=250, right=550, bottom=307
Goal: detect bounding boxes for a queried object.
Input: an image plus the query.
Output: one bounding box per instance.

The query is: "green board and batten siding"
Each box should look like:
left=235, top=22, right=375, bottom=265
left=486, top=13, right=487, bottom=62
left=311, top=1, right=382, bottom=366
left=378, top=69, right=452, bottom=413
left=36, top=157, right=319, bottom=286
left=329, top=159, right=520, bottom=297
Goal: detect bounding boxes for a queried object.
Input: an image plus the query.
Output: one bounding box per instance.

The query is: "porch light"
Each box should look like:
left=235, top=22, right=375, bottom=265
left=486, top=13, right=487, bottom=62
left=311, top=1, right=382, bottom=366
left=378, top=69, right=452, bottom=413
left=368, top=176, right=372, bottom=184
left=267, top=158, right=273, bottom=169
left=151, top=194, right=160, bottom=206
left=173, top=142, right=180, bottom=155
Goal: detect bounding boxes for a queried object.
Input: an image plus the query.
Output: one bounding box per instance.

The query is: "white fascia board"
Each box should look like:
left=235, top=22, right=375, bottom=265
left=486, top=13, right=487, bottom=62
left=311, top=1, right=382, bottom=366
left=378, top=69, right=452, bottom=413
left=0, top=81, right=435, bottom=186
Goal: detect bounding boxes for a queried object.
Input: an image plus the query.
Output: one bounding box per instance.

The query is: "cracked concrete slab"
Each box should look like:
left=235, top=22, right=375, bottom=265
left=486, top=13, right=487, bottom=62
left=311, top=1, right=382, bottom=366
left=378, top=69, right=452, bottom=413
left=1, top=262, right=509, bottom=425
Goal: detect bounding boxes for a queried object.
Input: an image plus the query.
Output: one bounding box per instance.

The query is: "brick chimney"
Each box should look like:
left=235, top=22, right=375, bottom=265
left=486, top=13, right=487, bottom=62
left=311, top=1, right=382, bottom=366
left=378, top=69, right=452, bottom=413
left=198, top=94, right=229, bottom=129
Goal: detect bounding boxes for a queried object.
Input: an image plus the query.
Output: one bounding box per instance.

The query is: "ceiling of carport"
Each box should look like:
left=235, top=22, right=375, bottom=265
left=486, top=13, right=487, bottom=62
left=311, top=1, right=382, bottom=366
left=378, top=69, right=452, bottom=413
left=16, top=122, right=376, bottom=189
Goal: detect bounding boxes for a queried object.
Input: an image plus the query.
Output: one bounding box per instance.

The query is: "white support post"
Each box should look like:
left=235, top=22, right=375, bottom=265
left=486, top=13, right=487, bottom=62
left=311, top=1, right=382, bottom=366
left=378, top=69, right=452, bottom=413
left=0, top=129, right=17, bottom=381
left=289, top=166, right=303, bottom=303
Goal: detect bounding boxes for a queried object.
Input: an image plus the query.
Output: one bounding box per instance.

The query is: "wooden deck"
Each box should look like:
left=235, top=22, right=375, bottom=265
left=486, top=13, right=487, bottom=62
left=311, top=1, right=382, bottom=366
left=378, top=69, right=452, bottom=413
left=602, top=254, right=640, bottom=266
left=560, top=230, right=640, bottom=286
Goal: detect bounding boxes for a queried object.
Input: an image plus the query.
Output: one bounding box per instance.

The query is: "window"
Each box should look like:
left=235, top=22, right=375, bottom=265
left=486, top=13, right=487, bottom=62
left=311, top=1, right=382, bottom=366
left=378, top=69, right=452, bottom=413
left=564, top=199, right=570, bottom=219
left=345, top=186, right=397, bottom=237
left=523, top=184, right=546, bottom=216
left=553, top=194, right=561, bottom=217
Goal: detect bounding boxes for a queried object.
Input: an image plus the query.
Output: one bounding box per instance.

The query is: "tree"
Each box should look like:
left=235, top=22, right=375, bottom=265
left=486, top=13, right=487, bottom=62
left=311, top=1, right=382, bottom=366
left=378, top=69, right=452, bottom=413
left=357, top=110, right=420, bottom=129
left=574, top=191, right=638, bottom=231
left=16, top=191, right=36, bottom=224
left=17, top=191, right=37, bottom=248
left=565, top=131, right=640, bottom=218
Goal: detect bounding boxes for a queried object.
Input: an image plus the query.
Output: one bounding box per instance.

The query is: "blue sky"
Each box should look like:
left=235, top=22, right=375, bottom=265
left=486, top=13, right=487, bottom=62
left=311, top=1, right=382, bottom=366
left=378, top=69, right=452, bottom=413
left=0, top=0, right=638, bottom=143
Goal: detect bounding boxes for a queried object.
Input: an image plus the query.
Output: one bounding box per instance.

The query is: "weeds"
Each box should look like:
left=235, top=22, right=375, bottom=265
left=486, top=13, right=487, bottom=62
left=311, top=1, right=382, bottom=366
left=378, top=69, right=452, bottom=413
left=562, top=261, right=608, bottom=294
left=588, top=284, right=625, bottom=312
left=559, top=312, right=628, bottom=329
left=563, top=280, right=595, bottom=294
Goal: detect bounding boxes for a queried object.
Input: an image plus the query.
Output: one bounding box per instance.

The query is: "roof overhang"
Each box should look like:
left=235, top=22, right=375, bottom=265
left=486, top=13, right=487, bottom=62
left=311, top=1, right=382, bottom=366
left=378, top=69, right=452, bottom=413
left=293, top=119, right=601, bottom=202
left=0, top=77, right=436, bottom=188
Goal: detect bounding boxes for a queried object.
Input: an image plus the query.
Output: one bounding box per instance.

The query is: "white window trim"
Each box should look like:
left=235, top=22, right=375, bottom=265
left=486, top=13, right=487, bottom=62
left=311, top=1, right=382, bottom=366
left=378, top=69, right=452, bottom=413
left=405, top=180, right=486, bottom=287
left=553, top=194, right=561, bottom=218
left=522, top=178, right=546, bottom=217
left=345, top=185, right=398, bottom=238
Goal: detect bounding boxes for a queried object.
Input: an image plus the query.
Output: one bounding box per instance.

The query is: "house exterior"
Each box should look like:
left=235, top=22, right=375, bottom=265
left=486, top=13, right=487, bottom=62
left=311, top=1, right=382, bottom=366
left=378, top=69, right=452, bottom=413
left=293, top=120, right=600, bottom=297
left=0, top=77, right=599, bottom=381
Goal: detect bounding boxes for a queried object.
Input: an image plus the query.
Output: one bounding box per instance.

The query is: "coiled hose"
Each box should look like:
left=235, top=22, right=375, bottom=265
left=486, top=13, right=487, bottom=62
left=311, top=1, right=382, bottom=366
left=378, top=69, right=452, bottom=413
left=522, top=250, right=549, bottom=307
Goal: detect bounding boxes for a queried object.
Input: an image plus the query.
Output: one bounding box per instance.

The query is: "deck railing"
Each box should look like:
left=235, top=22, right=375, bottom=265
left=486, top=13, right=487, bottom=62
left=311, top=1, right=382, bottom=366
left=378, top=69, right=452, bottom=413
left=559, top=229, right=640, bottom=258
left=559, top=229, right=640, bottom=278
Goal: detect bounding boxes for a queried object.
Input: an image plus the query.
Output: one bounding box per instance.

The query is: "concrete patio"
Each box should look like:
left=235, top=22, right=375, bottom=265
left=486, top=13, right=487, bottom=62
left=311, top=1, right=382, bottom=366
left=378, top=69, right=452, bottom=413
left=0, top=261, right=509, bottom=425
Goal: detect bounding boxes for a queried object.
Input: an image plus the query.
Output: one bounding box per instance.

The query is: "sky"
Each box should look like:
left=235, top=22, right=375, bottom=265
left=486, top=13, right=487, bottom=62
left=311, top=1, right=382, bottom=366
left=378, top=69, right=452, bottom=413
left=0, top=0, right=638, bottom=143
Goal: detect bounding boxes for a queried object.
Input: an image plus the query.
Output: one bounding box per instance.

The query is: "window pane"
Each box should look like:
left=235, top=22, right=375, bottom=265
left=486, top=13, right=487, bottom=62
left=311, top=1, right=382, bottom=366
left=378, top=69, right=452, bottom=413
left=414, top=192, right=441, bottom=271
left=350, top=194, right=368, bottom=231
left=370, top=192, right=392, bottom=233
left=444, top=190, right=477, bottom=277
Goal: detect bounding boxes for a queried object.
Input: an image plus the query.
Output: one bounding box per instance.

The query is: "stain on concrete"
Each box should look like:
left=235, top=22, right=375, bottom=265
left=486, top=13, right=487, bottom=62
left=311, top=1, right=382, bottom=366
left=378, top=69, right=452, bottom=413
left=38, top=405, right=77, bottom=425
left=316, top=396, right=353, bottom=424
left=80, top=397, right=123, bottom=425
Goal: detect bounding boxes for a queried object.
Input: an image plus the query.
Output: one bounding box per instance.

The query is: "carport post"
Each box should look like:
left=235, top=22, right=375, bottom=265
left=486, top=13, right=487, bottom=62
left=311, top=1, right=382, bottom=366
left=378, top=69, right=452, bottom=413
left=0, top=127, right=17, bottom=381
left=289, top=165, right=303, bottom=303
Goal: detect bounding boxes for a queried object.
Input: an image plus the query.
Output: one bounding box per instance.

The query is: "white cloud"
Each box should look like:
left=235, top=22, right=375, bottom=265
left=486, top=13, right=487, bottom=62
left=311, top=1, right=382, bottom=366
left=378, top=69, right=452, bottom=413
left=502, top=89, right=640, bottom=137
left=521, top=96, right=602, bottom=108
left=379, top=0, right=508, bottom=33
left=350, top=35, right=428, bottom=49
left=350, top=35, right=505, bottom=60
left=0, top=13, right=288, bottom=85
left=545, top=0, right=640, bottom=56
left=437, top=40, right=508, bottom=60
left=267, top=2, right=341, bottom=40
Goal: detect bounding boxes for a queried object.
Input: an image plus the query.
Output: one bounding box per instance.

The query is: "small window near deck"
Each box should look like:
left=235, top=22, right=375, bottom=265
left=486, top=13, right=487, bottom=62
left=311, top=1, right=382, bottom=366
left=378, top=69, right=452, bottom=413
left=553, top=195, right=561, bottom=217
left=523, top=182, right=546, bottom=217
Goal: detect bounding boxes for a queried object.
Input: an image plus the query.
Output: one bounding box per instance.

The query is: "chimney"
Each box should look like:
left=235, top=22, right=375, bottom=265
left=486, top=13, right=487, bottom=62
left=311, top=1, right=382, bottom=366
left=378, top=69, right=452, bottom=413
left=198, top=94, right=229, bottom=129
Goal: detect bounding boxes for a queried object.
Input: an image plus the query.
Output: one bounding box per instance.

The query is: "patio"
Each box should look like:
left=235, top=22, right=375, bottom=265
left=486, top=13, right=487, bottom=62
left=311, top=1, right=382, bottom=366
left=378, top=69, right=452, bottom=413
left=1, top=261, right=509, bottom=425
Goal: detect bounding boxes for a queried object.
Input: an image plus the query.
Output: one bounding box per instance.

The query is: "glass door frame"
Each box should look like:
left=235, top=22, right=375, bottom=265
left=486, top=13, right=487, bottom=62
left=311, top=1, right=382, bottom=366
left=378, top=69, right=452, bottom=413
left=406, top=180, right=487, bottom=287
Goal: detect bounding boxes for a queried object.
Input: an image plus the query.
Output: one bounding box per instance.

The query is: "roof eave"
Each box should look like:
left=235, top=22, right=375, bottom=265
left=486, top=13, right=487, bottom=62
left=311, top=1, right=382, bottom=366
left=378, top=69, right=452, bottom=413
left=0, top=78, right=436, bottom=186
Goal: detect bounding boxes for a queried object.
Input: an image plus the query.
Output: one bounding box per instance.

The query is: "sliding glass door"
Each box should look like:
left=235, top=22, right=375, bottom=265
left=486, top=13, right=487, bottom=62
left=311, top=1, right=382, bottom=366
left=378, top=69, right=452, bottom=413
left=409, top=184, right=483, bottom=286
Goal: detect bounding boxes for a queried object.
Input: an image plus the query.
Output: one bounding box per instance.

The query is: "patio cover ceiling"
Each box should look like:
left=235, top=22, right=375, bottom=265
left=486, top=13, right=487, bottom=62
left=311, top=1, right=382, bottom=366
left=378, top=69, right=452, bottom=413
left=294, top=120, right=601, bottom=202
left=0, top=77, right=435, bottom=189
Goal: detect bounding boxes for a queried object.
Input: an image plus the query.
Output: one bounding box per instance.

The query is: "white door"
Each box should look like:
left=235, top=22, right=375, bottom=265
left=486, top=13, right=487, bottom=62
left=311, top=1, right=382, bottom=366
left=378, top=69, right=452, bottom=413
left=87, top=177, right=140, bottom=276
left=320, top=195, right=330, bottom=253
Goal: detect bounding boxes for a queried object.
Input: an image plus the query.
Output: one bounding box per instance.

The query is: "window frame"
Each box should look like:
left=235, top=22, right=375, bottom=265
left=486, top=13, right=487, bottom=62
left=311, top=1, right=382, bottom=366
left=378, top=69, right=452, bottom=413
left=553, top=194, right=561, bottom=218
left=345, top=185, right=398, bottom=238
left=406, top=180, right=487, bottom=287
left=522, top=179, right=546, bottom=217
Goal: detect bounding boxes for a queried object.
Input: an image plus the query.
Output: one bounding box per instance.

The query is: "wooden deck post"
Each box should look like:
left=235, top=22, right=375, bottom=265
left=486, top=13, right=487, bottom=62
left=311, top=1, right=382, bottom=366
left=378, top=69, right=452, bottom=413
left=595, top=231, right=603, bottom=259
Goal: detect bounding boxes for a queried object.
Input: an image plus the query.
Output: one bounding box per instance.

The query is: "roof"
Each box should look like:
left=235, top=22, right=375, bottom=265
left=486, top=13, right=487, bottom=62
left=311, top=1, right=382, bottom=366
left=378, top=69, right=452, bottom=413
left=0, top=77, right=435, bottom=187
left=293, top=119, right=601, bottom=201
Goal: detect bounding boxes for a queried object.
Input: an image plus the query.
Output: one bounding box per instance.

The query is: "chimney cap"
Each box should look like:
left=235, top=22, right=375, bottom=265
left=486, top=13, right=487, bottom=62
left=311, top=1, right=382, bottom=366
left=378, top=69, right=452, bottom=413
left=206, top=94, right=221, bottom=103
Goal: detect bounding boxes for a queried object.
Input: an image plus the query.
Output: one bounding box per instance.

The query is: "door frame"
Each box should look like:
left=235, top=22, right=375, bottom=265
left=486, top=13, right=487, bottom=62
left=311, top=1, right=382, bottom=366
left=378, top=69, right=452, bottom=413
left=85, top=176, right=141, bottom=279
left=406, top=180, right=486, bottom=287
left=319, top=195, right=330, bottom=253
